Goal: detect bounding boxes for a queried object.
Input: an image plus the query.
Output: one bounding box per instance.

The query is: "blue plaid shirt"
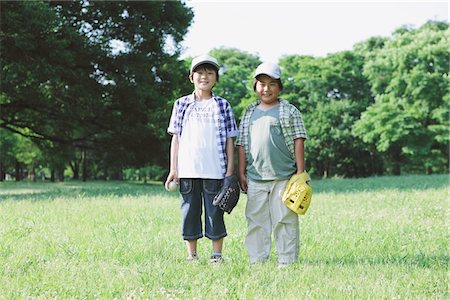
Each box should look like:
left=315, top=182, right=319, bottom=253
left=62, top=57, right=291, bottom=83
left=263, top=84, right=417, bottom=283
left=167, top=93, right=239, bottom=176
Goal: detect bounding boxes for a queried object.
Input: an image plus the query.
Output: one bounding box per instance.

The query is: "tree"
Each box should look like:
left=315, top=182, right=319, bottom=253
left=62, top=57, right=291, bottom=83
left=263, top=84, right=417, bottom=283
left=209, top=48, right=261, bottom=119
left=1, top=1, right=101, bottom=145
left=1, top=1, right=194, bottom=179
left=354, top=21, right=449, bottom=174
left=280, top=51, right=377, bottom=177
left=0, top=129, right=18, bottom=180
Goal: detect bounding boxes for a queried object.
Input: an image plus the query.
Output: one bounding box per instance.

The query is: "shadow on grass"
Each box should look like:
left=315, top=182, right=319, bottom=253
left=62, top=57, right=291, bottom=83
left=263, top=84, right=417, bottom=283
left=312, top=174, right=448, bottom=194
left=0, top=181, right=169, bottom=202
left=1, top=174, right=448, bottom=201
left=300, top=253, right=448, bottom=268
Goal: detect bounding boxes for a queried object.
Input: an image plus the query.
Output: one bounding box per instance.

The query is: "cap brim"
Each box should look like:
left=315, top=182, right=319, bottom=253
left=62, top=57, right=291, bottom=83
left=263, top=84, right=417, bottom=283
left=191, top=61, right=220, bottom=73
left=254, top=72, right=280, bottom=79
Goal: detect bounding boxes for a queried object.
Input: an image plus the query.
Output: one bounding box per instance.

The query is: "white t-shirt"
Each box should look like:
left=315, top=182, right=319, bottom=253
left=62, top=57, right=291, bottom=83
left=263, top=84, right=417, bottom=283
left=177, top=98, right=222, bottom=179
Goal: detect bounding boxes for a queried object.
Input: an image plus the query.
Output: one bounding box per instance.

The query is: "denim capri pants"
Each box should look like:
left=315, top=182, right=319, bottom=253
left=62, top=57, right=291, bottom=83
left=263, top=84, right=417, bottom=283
left=179, top=178, right=227, bottom=241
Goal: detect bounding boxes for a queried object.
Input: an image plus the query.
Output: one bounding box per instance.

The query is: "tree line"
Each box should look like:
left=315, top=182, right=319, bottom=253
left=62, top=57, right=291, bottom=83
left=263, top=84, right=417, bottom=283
left=1, top=1, right=448, bottom=181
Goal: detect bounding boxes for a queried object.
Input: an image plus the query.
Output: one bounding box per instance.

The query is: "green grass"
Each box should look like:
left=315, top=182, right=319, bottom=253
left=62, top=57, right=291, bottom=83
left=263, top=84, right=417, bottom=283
left=0, top=174, right=448, bottom=299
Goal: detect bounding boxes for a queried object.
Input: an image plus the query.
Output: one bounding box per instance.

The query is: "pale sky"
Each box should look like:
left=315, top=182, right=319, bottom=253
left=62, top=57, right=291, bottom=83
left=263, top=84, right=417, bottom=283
left=180, top=0, right=448, bottom=63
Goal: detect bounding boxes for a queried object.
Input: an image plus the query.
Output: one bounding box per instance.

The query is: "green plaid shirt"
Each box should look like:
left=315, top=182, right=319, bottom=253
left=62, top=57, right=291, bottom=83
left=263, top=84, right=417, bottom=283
left=236, top=99, right=307, bottom=159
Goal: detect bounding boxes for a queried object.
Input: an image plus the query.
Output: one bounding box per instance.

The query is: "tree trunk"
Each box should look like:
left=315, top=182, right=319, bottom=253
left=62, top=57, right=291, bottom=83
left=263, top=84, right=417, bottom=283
left=70, top=161, right=80, bottom=180
left=393, top=163, right=401, bottom=176
left=15, top=160, right=21, bottom=181
left=104, top=166, right=109, bottom=180
left=82, top=149, right=88, bottom=182
left=50, top=168, right=55, bottom=182
left=58, top=166, right=65, bottom=182
left=392, top=148, right=402, bottom=176
left=0, top=162, right=5, bottom=181
left=29, top=163, right=36, bottom=182
left=110, top=167, right=124, bottom=180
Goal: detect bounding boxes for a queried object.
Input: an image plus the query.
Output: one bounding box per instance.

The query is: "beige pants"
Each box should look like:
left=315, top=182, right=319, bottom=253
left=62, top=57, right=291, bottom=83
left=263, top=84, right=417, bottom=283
left=245, top=179, right=299, bottom=264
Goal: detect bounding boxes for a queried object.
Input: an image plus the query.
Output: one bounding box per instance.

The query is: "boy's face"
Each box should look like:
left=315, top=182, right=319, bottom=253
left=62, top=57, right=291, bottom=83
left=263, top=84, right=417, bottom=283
left=190, top=65, right=217, bottom=92
left=255, top=75, right=280, bottom=105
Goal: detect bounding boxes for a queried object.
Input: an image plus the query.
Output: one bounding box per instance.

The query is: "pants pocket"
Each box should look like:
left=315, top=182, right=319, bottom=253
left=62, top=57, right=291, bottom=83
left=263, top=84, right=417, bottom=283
left=179, top=178, right=193, bottom=195
left=203, top=179, right=221, bottom=195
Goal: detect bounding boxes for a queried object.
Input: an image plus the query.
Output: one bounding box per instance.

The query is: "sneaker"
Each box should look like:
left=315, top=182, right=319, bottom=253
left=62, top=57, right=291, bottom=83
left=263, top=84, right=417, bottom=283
left=210, top=255, right=224, bottom=263
left=187, top=253, right=198, bottom=261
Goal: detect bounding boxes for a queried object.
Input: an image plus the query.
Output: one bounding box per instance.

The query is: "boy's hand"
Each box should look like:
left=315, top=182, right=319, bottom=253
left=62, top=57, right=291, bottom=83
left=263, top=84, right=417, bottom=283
left=282, top=172, right=312, bottom=215
left=238, top=174, right=248, bottom=193
left=213, top=175, right=240, bottom=214
left=165, top=171, right=178, bottom=191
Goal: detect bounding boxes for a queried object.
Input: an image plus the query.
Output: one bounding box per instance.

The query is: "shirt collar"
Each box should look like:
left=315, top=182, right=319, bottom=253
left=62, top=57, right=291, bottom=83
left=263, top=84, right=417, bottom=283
left=250, top=98, right=285, bottom=109
left=188, top=91, right=216, bottom=103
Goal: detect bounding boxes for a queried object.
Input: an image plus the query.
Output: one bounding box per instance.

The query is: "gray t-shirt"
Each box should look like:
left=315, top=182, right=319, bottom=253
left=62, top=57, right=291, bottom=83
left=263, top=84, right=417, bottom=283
left=247, top=105, right=296, bottom=181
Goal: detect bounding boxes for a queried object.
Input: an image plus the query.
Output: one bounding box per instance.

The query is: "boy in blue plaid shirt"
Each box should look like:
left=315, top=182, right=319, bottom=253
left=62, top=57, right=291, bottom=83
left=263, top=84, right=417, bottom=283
left=237, top=62, right=307, bottom=268
left=166, top=54, right=238, bottom=263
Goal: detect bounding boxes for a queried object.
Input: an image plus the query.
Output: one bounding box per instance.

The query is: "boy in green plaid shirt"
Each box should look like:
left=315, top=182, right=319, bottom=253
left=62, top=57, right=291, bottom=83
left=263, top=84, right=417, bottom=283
left=237, top=62, right=307, bottom=268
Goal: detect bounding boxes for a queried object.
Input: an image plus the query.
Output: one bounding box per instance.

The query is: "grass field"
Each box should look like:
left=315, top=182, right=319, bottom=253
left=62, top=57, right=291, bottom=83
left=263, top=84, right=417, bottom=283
left=0, top=174, right=448, bottom=299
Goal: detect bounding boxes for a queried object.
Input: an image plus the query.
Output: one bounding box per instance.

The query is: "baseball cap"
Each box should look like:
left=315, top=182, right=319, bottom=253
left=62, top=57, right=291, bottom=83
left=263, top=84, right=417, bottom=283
left=254, top=62, right=281, bottom=79
left=190, top=54, right=220, bottom=74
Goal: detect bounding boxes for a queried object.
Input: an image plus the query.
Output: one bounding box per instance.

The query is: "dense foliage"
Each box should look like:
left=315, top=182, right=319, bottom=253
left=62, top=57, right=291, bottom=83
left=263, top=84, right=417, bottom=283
left=1, top=1, right=448, bottom=180
left=1, top=0, right=193, bottom=180
left=353, top=22, right=449, bottom=175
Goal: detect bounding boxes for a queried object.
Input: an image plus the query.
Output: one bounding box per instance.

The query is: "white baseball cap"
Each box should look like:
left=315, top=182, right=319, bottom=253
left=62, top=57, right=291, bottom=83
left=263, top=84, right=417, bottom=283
left=190, top=54, right=220, bottom=74
left=254, top=62, right=281, bottom=79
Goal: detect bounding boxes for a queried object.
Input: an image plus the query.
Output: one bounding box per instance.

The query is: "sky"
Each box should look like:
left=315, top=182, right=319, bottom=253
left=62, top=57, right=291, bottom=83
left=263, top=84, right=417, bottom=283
left=180, top=0, right=448, bottom=63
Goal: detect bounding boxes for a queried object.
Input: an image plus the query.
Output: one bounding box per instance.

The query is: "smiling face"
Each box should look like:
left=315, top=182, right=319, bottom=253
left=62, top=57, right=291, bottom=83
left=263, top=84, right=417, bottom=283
left=255, top=74, right=280, bottom=106
left=190, top=64, right=218, bottom=92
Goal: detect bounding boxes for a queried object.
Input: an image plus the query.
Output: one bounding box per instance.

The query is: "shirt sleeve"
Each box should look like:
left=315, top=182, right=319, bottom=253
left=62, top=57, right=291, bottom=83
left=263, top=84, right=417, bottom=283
left=290, top=106, right=308, bottom=140
left=225, top=101, right=239, bottom=138
left=236, top=113, right=246, bottom=146
left=167, top=100, right=179, bottom=135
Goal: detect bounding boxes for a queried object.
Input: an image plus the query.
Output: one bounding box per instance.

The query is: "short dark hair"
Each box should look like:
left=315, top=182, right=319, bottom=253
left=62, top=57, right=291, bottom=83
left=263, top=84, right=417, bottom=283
left=253, top=76, right=283, bottom=91
left=192, top=63, right=220, bottom=82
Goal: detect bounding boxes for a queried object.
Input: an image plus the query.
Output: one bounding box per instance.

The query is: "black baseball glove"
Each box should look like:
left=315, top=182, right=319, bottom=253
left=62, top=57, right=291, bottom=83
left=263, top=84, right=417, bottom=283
left=213, top=175, right=240, bottom=214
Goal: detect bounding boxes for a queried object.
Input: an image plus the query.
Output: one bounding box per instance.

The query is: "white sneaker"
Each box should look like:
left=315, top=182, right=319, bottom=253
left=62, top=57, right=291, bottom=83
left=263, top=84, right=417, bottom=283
left=187, top=253, right=198, bottom=261
left=210, top=255, right=224, bottom=264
